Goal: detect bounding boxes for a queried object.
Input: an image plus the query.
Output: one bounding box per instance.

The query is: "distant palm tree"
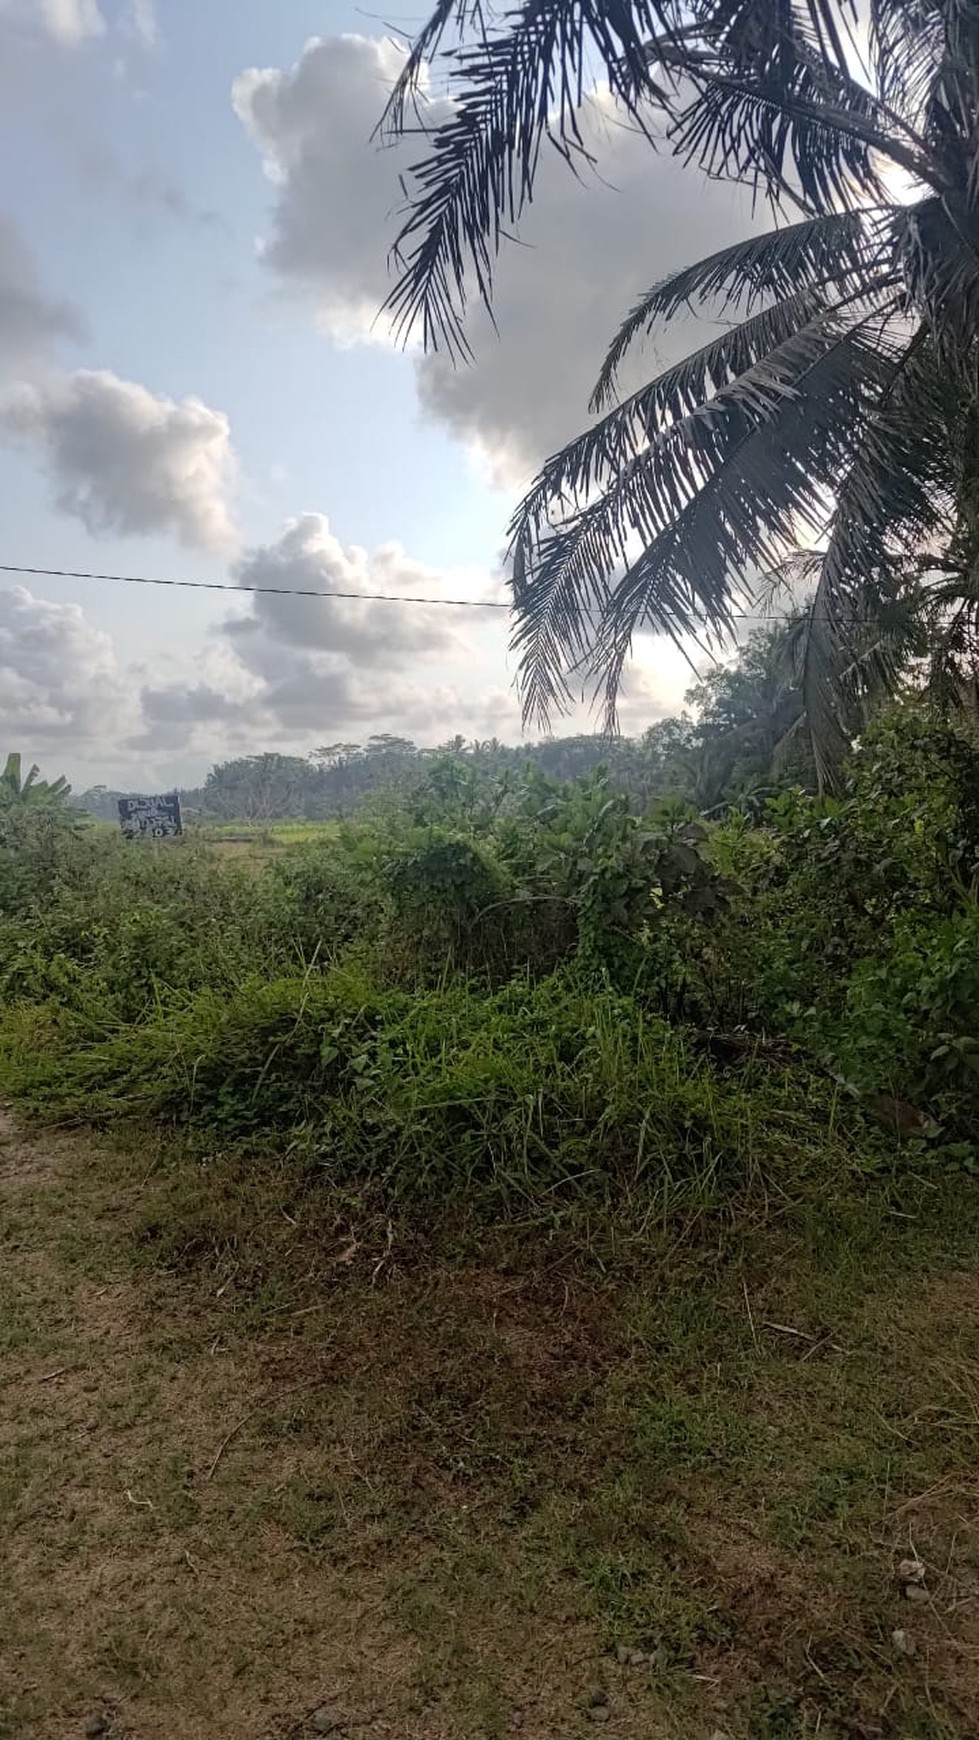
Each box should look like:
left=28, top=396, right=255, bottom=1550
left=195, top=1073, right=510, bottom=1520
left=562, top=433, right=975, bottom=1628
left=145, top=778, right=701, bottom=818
left=381, top=2, right=979, bottom=783
left=0, top=753, right=71, bottom=808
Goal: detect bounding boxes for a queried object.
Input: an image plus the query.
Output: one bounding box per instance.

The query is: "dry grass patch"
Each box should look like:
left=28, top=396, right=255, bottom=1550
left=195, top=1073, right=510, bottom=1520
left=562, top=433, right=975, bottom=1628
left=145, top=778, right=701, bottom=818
left=2, top=1117, right=978, bottom=1739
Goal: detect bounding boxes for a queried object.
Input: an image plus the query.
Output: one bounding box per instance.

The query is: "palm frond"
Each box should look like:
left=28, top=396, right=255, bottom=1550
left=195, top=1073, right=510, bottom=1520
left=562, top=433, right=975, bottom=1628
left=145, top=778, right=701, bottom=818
left=896, top=195, right=979, bottom=363
left=587, top=310, right=908, bottom=728
left=380, top=1, right=682, bottom=357
left=924, top=585, right=979, bottom=713
left=514, top=308, right=855, bottom=724
left=870, top=1, right=946, bottom=118
left=774, top=333, right=959, bottom=783
left=592, top=207, right=890, bottom=408
left=525, top=284, right=862, bottom=545
left=379, top=0, right=924, bottom=354
left=378, top=2, right=489, bottom=133
left=659, top=40, right=927, bottom=215
left=513, top=294, right=905, bottom=725
left=777, top=578, right=924, bottom=789
left=701, top=0, right=857, bottom=79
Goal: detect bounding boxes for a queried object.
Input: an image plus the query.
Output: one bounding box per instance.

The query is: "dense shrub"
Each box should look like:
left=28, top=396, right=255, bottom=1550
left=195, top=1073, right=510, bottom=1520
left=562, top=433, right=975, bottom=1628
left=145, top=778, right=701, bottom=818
left=1, top=703, right=977, bottom=1196
left=0, top=968, right=876, bottom=1208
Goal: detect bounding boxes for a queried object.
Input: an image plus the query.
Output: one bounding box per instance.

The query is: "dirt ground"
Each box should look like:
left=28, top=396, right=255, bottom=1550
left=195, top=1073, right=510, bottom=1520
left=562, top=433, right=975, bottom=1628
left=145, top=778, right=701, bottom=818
left=2, top=1112, right=979, bottom=1740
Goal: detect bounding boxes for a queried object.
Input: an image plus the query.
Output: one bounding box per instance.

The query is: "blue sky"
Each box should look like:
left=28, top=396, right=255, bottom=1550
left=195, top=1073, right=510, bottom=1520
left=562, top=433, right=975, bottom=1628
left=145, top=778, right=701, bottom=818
left=0, top=0, right=749, bottom=787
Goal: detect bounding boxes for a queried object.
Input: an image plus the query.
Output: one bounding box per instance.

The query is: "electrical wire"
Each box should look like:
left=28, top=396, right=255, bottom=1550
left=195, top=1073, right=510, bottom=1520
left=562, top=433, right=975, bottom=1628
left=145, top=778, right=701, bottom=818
left=0, top=561, right=512, bottom=610
left=0, top=561, right=783, bottom=620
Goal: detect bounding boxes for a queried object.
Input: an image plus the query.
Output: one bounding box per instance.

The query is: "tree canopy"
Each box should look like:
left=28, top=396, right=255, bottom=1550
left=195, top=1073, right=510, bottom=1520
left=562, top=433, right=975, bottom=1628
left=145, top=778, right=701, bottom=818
left=380, top=2, right=979, bottom=783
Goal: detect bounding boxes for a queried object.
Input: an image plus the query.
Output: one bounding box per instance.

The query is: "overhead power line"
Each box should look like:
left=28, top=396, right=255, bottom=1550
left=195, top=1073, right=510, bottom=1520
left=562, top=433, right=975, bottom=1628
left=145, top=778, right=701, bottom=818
left=0, top=560, right=786, bottom=621
left=0, top=561, right=512, bottom=610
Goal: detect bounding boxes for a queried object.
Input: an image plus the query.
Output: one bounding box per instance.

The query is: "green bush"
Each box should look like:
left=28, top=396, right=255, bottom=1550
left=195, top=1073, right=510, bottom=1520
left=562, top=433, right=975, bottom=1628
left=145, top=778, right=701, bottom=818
left=2, top=705, right=978, bottom=1204
left=385, top=832, right=513, bottom=975
left=0, top=967, right=876, bottom=1208
left=834, top=909, right=979, bottom=1142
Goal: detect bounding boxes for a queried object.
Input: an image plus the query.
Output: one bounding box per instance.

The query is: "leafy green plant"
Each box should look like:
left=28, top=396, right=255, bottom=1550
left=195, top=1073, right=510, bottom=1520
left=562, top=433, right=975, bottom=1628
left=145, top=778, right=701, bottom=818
left=836, top=909, right=979, bottom=1144
left=0, top=752, right=71, bottom=809
left=386, top=833, right=513, bottom=975
left=498, top=771, right=731, bottom=986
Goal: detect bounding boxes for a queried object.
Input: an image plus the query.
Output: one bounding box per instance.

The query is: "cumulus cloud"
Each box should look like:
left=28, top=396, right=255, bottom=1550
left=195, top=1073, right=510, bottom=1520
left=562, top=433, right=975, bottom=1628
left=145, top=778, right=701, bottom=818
left=130, top=517, right=688, bottom=764
left=227, top=512, right=469, bottom=668
left=233, top=35, right=446, bottom=344
left=0, top=214, right=82, bottom=366
left=0, top=566, right=682, bottom=788
left=135, top=508, right=504, bottom=744
left=132, top=515, right=519, bottom=759
left=0, top=585, right=135, bottom=753
left=1, top=369, right=238, bottom=551
left=0, top=0, right=104, bottom=47
left=235, top=33, right=755, bottom=486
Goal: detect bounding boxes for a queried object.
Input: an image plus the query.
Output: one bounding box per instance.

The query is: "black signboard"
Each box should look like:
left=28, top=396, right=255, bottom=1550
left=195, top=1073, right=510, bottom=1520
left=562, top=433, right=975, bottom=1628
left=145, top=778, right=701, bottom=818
left=118, top=794, right=182, bottom=839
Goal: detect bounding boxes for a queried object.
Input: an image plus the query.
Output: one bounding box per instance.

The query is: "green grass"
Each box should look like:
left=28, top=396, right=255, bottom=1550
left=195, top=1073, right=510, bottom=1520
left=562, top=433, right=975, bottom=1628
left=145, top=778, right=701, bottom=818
left=193, top=818, right=343, bottom=846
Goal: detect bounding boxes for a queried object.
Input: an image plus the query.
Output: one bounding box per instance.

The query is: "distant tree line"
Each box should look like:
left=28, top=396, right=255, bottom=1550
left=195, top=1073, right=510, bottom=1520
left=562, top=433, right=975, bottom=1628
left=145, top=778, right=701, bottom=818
left=72, top=625, right=818, bottom=825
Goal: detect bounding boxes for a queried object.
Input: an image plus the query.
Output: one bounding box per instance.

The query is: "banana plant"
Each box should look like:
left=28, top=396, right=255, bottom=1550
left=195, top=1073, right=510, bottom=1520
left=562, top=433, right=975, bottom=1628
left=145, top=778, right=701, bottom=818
left=0, top=752, right=71, bottom=808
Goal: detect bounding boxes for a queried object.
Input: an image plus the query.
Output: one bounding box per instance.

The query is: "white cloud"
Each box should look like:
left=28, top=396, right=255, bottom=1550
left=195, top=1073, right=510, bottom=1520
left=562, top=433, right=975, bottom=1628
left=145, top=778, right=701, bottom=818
left=233, top=34, right=447, bottom=346
left=235, top=34, right=755, bottom=487
left=0, top=0, right=104, bottom=46
left=123, top=0, right=155, bottom=49
left=1, top=369, right=239, bottom=552
left=0, top=565, right=684, bottom=789
left=0, top=585, right=135, bottom=755
left=138, top=514, right=508, bottom=754
left=227, top=512, right=472, bottom=669
left=0, top=215, right=82, bottom=368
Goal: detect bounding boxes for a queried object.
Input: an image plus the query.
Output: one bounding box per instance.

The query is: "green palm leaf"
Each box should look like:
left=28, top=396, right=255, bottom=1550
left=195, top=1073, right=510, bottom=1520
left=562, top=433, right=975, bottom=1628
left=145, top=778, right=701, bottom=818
left=513, top=282, right=903, bottom=723
left=382, top=1, right=979, bottom=783
left=592, top=208, right=889, bottom=409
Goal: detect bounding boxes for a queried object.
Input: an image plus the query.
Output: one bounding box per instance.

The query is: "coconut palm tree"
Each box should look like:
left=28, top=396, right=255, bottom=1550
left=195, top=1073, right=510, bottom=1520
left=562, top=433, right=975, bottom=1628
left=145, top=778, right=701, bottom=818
left=380, top=2, right=979, bottom=784
left=0, top=753, right=71, bottom=808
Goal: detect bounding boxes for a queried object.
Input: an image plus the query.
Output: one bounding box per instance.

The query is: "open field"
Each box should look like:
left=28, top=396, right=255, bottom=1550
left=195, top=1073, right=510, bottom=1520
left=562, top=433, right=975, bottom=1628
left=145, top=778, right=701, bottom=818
left=186, top=821, right=345, bottom=869
left=3, top=1111, right=979, bottom=1740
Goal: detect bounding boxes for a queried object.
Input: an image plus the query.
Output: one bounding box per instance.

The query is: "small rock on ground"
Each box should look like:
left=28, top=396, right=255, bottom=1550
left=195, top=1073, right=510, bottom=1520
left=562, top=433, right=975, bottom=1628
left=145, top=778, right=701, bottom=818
left=84, top=1720, right=107, bottom=1739
left=587, top=1708, right=611, bottom=1724
left=892, top=1628, right=917, bottom=1657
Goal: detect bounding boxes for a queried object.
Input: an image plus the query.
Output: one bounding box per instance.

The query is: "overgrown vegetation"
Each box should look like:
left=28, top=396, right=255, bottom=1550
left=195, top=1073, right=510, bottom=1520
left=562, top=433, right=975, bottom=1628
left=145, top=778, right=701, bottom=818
left=4, top=700, right=978, bottom=1174
left=4, top=702, right=979, bottom=1736
left=70, top=620, right=831, bottom=828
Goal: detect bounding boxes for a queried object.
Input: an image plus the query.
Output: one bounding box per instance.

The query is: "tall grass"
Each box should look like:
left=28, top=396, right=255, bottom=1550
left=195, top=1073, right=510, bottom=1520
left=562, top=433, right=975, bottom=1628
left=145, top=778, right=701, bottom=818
left=3, top=715, right=978, bottom=1219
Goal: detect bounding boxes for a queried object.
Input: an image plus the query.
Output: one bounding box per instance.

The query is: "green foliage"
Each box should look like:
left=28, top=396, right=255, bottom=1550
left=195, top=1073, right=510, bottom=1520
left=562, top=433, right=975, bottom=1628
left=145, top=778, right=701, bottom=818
left=837, top=911, right=979, bottom=1144
left=0, top=804, right=82, bottom=918
left=3, top=698, right=979, bottom=1196
left=386, top=834, right=511, bottom=974
left=0, top=752, right=71, bottom=809
left=497, top=771, right=731, bottom=985
left=0, top=967, right=869, bottom=1215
